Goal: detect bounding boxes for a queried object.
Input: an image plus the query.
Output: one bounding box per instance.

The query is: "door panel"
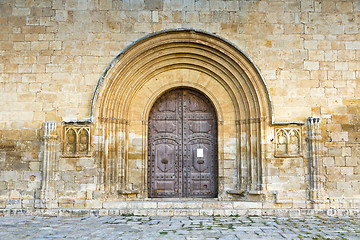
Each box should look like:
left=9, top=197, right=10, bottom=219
left=151, top=139, right=179, bottom=197
left=148, top=88, right=217, bottom=198
left=155, top=143, right=175, bottom=173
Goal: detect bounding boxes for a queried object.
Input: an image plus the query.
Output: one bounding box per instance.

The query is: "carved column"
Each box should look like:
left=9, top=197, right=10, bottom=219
left=231, top=118, right=262, bottom=196
left=306, top=117, right=325, bottom=207
left=99, top=118, right=127, bottom=195
left=40, top=122, right=58, bottom=208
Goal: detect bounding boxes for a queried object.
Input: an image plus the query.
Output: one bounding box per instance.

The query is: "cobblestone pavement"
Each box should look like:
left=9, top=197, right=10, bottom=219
left=0, top=216, right=359, bottom=239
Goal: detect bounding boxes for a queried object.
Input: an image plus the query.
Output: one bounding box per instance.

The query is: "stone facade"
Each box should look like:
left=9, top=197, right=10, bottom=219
left=0, top=0, right=359, bottom=213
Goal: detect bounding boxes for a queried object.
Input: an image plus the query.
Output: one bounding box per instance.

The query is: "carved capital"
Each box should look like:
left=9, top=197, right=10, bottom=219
left=43, top=122, right=57, bottom=138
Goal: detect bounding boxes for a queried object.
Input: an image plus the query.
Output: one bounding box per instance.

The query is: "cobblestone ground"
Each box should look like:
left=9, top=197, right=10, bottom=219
left=0, top=216, right=359, bottom=240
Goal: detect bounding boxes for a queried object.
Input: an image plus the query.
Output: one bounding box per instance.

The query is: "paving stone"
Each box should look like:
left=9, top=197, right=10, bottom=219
left=0, top=216, right=359, bottom=239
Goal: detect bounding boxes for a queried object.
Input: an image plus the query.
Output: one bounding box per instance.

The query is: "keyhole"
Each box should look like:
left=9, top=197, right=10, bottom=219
left=161, top=158, right=168, bottom=164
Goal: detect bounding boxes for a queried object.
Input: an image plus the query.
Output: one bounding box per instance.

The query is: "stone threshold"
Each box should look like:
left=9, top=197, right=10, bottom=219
left=0, top=208, right=359, bottom=217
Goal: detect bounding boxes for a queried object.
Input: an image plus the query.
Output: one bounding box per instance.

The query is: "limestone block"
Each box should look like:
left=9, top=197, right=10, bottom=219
left=309, top=50, right=325, bottom=61
left=330, top=132, right=348, bottom=142
left=326, top=166, right=341, bottom=175
left=144, top=0, right=162, bottom=10
left=199, top=209, right=213, bottom=216
left=23, top=171, right=41, bottom=182
left=30, top=41, right=49, bottom=51
left=4, top=64, right=18, bottom=73
left=21, top=199, right=34, bottom=208
left=0, top=42, right=13, bottom=52
left=340, top=167, right=354, bottom=175
left=63, top=182, right=81, bottom=191
left=300, top=0, right=315, bottom=12
left=212, top=209, right=226, bottom=216
left=6, top=199, right=21, bottom=208
left=338, top=50, right=356, bottom=62
left=0, top=200, right=5, bottom=209
left=317, top=41, right=331, bottom=50
left=157, top=209, right=174, bottom=216
left=0, top=181, right=7, bottom=190
left=61, top=171, right=75, bottom=182
left=0, top=190, right=9, bottom=200
left=118, top=209, right=134, bottom=216
left=28, top=181, right=41, bottom=190
left=172, top=202, right=199, bottom=209
left=133, top=209, right=148, bottom=216
left=304, top=61, right=319, bottom=70
left=127, top=201, right=143, bottom=209
left=59, top=198, right=74, bottom=208
left=310, top=87, right=324, bottom=97
left=143, top=202, right=157, bottom=209
left=9, top=190, right=20, bottom=199
left=304, top=40, right=318, bottom=49
left=92, top=209, right=106, bottom=216
left=233, top=202, right=262, bottom=209
left=284, top=24, right=304, bottom=34
left=74, top=200, right=85, bottom=208
left=202, top=201, right=232, bottom=209
left=323, top=51, right=337, bottom=62
left=323, top=157, right=335, bottom=167
left=345, top=157, right=358, bottom=167
left=332, top=114, right=350, bottom=124
left=103, top=201, right=128, bottom=209
left=174, top=209, right=199, bottom=216
left=74, top=176, right=94, bottom=184
left=335, top=62, right=349, bottom=71
left=0, top=171, right=21, bottom=181
left=184, top=11, right=198, bottom=22
left=157, top=202, right=173, bottom=209
left=146, top=209, right=157, bottom=216
left=336, top=2, right=353, bottom=13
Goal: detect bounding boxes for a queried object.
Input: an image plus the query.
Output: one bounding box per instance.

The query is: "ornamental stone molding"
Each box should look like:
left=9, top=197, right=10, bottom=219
left=90, top=29, right=273, bottom=198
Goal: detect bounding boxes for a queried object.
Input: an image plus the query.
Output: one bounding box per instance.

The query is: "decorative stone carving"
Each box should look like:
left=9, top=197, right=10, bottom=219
left=92, top=30, right=272, bottom=199
left=65, top=128, right=76, bottom=154
left=63, top=126, right=90, bottom=156
left=236, top=117, right=263, bottom=193
left=79, top=128, right=90, bottom=153
left=40, top=122, right=58, bottom=207
left=275, top=128, right=301, bottom=157
left=97, top=117, right=127, bottom=193
left=306, top=117, right=326, bottom=207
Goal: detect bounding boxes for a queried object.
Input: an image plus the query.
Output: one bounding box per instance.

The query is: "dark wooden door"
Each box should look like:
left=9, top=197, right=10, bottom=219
left=148, top=88, right=218, bottom=198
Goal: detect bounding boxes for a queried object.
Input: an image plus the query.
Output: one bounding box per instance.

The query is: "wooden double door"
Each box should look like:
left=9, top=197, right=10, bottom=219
left=148, top=88, right=218, bottom=198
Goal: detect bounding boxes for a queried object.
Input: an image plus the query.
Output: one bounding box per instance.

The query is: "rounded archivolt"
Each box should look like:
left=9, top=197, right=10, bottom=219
left=91, top=29, right=272, bottom=124
left=92, top=29, right=273, bottom=194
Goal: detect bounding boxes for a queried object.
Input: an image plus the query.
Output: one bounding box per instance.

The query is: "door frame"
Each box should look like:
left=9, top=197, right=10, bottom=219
left=142, top=84, right=225, bottom=199
left=147, top=88, right=219, bottom=198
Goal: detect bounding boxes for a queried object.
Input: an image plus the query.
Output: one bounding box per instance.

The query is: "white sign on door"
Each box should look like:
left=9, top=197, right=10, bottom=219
left=197, top=148, right=203, bottom=158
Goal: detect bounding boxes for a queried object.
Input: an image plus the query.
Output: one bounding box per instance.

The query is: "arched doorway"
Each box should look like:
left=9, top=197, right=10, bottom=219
left=91, top=29, right=273, bottom=198
left=148, top=88, right=218, bottom=198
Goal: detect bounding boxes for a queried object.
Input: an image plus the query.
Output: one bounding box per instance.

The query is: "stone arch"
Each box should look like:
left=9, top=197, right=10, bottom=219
left=91, top=29, right=273, bottom=198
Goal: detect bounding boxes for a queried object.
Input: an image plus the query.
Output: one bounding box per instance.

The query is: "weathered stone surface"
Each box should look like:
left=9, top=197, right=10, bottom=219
left=0, top=0, right=359, bottom=212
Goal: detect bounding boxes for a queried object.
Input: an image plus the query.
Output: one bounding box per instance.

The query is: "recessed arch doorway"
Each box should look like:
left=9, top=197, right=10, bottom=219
left=148, top=88, right=218, bottom=198
left=91, top=29, right=273, bottom=199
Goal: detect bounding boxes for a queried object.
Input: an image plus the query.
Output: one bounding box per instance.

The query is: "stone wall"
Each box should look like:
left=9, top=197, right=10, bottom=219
left=0, top=0, right=359, bottom=210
